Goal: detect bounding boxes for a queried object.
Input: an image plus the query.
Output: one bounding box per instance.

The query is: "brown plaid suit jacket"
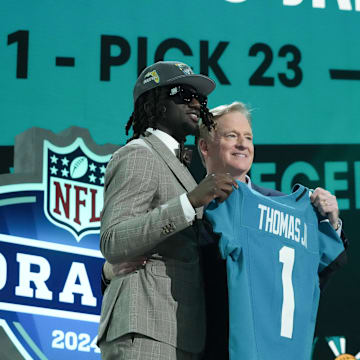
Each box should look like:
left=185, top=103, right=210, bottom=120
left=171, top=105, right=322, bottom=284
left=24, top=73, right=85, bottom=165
left=98, top=132, right=205, bottom=354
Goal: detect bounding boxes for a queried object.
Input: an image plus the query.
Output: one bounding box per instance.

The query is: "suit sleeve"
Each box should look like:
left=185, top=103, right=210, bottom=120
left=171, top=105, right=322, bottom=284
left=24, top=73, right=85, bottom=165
left=318, top=221, right=347, bottom=291
left=100, top=145, right=192, bottom=263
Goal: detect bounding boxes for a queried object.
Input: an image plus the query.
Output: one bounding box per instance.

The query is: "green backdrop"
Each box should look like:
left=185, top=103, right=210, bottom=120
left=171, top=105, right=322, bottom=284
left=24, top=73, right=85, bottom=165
left=1, top=0, right=360, bottom=146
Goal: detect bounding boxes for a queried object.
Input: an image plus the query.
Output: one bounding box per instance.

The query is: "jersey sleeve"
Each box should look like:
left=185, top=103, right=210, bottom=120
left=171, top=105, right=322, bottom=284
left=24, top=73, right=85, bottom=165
left=205, top=188, right=242, bottom=261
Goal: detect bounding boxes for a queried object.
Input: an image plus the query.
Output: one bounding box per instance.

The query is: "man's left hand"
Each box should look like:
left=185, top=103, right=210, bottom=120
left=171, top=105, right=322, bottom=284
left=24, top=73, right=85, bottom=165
left=310, top=187, right=340, bottom=230
left=103, top=257, right=147, bottom=282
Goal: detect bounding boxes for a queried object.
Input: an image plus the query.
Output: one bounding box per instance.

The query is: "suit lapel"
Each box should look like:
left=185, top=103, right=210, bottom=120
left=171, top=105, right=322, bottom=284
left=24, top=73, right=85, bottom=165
left=252, top=182, right=283, bottom=197
left=252, top=183, right=270, bottom=196
left=142, top=133, right=198, bottom=193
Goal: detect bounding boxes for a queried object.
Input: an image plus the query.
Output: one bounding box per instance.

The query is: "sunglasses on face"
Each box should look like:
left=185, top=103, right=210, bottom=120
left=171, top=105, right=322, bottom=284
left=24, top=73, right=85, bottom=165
left=168, top=85, right=208, bottom=106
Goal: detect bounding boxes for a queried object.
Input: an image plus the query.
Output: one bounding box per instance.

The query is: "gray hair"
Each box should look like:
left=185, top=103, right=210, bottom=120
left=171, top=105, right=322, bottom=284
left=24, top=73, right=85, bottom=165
left=197, top=101, right=252, bottom=166
left=211, top=101, right=252, bottom=124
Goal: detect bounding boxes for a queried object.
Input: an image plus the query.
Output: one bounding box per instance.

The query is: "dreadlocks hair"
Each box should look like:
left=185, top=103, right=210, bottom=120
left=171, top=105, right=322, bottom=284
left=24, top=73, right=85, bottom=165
left=125, top=87, right=167, bottom=143
left=199, top=104, right=215, bottom=132
left=125, top=85, right=215, bottom=143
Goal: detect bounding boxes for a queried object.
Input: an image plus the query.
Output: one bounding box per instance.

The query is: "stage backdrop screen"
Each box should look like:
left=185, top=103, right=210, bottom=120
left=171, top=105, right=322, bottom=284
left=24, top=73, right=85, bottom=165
left=0, top=1, right=359, bottom=359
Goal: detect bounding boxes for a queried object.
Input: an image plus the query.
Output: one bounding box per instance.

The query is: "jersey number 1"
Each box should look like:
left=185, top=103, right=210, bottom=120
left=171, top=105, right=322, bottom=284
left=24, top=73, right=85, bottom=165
left=279, top=246, right=295, bottom=339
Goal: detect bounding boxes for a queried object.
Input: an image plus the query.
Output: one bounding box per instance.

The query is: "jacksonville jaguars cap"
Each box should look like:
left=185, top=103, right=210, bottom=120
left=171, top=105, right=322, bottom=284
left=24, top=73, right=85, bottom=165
left=133, top=61, right=216, bottom=103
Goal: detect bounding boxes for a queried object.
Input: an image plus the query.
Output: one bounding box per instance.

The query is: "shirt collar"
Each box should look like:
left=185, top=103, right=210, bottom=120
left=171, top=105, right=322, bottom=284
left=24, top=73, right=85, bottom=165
left=245, top=175, right=252, bottom=189
left=204, top=173, right=252, bottom=189
left=146, top=128, right=179, bottom=156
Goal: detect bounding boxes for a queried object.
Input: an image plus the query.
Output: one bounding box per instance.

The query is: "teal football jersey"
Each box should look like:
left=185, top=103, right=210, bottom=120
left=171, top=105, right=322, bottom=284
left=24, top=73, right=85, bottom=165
left=205, top=182, right=345, bottom=360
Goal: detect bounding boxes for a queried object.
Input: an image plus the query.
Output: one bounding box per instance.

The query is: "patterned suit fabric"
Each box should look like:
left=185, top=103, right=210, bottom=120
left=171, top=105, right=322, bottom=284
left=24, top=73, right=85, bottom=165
left=98, top=132, right=205, bottom=355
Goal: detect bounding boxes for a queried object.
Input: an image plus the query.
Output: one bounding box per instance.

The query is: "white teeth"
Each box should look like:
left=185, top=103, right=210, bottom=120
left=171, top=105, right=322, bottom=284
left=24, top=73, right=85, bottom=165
left=233, top=154, right=246, bottom=157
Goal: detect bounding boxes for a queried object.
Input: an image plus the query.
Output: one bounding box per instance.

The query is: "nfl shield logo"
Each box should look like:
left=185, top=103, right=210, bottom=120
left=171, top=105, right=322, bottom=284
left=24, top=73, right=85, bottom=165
left=43, top=138, right=112, bottom=241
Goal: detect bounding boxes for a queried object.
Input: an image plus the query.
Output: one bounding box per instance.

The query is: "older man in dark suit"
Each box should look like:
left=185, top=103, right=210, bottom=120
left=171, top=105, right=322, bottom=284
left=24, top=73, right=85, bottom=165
left=197, top=101, right=347, bottom=360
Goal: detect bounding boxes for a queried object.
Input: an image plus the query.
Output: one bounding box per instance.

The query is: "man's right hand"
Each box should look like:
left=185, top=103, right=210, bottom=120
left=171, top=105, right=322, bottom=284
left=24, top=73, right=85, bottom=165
left=187, top=173, right=238, bottom=209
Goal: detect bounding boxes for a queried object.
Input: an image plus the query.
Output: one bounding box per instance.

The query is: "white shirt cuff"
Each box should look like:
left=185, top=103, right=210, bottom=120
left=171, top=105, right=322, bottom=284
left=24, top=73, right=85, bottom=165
left=180, top=193, right=196, bottom=223
left=335, top=218, right=342, bottom=236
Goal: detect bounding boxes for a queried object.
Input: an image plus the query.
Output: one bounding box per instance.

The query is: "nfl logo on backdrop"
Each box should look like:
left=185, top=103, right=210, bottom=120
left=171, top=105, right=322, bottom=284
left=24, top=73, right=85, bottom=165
left=43, top=138, right=109, bottom=242
left=0, top=127, right=118, bottom=360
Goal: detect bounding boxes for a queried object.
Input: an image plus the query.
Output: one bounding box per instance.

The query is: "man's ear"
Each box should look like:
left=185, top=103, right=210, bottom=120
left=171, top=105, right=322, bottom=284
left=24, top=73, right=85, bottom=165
left=198, top=138, right=208, bottom=157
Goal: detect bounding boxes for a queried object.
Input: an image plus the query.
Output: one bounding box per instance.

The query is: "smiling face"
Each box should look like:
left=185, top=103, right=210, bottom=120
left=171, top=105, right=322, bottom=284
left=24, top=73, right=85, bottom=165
left=155, top=85, right=202, bottom=142
left=199, top=111, right=254, bottom=182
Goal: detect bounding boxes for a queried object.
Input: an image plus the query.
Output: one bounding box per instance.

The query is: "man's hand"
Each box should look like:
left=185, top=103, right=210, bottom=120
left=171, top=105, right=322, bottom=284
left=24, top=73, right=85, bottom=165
left=310, top=187, right=340, bottom=230
left=187, top=173, right=239, bottom=209
left=103, top=257, right=147, bottom=282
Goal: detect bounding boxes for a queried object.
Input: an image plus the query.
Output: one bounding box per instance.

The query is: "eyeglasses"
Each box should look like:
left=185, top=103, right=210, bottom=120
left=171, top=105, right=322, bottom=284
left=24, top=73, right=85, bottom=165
left=168, top=85, right=207, bottom=106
